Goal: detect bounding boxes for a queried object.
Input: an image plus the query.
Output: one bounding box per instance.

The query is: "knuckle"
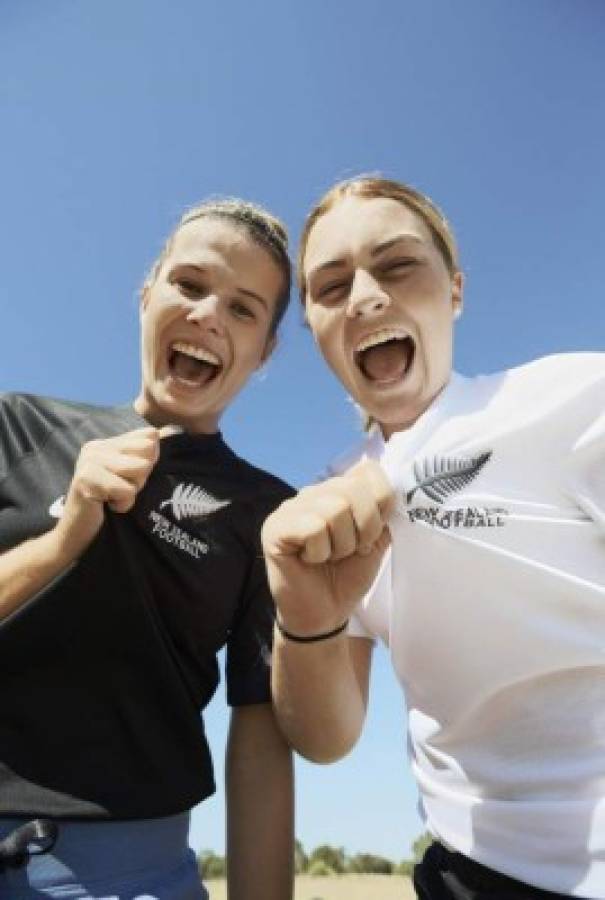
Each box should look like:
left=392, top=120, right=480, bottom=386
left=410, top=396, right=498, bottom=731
left=318, top=493, right=349, bottom=520
left=302, top=543, right=329, bottom=565
left=305, top=520, right=329, bottom=543
left=333, top=539, right=356, bottom=561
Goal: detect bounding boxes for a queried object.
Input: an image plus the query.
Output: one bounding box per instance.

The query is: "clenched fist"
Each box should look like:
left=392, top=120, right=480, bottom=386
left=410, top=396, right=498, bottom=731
left=54, top=427, right=163, bottom=559
left=262, top=460, right=394, bottom=637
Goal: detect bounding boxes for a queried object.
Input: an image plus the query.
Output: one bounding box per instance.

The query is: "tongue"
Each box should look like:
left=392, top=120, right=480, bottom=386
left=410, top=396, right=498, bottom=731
left=171, top=351, right=217, bottom=386
left=360, top=339, right=411, bottom=382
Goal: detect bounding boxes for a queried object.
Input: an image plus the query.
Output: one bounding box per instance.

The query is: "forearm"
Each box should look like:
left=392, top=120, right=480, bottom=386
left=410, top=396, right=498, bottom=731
left=226, top=704, right=294, bottom=900
left=261, top=461, right=387, bottom=763
left=0, top=527, right=77, bottom=622
left=272, top=630, right=370, bottom=763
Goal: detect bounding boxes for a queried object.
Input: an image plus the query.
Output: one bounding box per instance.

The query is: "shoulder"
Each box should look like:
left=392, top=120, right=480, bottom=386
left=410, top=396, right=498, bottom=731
left=442, top=354, right=604, bottom=450
left=453, top=353, right=604, bottom=411
left=0, top=392, right=90, bottom=450
left=0, top=393, right=81, bottom=477
left=479, top=353, right=604, bottom=409
left=0, top=392, right=143, bottom=442
left=0, top=391, right=115, bottom=426
left=0, top=394, right=141, bottom=471
left=503, top=352, right=604, bottom=387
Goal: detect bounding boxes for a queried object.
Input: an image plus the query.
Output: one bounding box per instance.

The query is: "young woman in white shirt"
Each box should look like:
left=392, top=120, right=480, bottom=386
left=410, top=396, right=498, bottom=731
left=262, top=176, right=605, bottom=899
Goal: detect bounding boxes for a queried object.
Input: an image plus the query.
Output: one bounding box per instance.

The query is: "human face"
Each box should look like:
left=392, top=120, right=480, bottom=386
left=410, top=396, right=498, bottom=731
left=135, top=217, right=283, bottom=433
left=303, top=196, right=463, bottom=437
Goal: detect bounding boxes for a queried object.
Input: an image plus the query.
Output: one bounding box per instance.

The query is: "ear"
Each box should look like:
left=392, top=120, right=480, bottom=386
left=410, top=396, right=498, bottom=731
left=259, top=333, right=277, bottom=367
left=451, top=270, right=464, bottom=320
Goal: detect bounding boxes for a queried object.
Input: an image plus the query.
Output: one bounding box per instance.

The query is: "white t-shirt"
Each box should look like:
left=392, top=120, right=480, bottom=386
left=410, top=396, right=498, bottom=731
left=335, top=353, right=605, bottom=897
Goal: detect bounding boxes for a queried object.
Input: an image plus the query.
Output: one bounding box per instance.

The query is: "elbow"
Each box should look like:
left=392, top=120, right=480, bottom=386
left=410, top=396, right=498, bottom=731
left=286, top=727, right=361, bottom=765
left=301, top=746, right=355, bottom=765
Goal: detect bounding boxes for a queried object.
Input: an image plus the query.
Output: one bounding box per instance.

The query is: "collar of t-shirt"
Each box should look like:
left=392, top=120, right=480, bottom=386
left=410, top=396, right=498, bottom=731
left=120, top=404, right=227, bottom=460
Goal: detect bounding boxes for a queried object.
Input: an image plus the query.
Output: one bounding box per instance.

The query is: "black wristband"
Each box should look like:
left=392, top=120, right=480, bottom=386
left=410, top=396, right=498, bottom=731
left=275, top=616, right=349, bottom=643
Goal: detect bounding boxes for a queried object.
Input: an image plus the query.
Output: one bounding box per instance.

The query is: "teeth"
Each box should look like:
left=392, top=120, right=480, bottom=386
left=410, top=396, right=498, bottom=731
left=171, top=341, right=220, bottom=367
left=356, top=327, right=410, bottom=353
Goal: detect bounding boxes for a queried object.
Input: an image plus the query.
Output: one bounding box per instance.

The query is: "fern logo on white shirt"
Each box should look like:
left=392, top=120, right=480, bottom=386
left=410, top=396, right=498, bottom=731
left=159, top=483, right=230, bottom=520
left=406, top=451, right=492, bottom=505
left=400, top=450, right=507, bottom=529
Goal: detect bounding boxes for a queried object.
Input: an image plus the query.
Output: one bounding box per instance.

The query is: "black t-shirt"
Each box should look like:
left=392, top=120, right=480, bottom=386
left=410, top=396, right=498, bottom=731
left=0, top=393, right=292, bottom=820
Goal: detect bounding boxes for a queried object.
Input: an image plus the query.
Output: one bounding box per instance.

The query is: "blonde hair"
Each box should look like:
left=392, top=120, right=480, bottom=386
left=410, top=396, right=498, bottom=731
left=298, top=175, right=459, bottom=303
left=142, top=198, right=291, bottom=333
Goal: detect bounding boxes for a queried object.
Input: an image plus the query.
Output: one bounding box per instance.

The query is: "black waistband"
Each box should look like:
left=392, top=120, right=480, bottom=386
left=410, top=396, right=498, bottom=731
left=0, top=819, right=57, bottom=871
left=429, top=842, right=581, bottom=899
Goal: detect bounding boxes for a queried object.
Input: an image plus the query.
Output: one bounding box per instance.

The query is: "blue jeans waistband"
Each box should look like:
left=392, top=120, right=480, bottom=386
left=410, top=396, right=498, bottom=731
left=0, top=812, right=192, bottom=888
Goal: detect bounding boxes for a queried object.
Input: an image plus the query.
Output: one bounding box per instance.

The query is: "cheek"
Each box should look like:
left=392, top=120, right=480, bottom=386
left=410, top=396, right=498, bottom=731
left=308, top=309, right=339, bottom=352
left=232, top=332, right=271, bottom=373
left=141, top=309, right=161, bottom=348
left=143, top=298, right=182, bottom=336
left=317, top=335, right=351, bottom=384
left=315, top=328, right=340, bottom=367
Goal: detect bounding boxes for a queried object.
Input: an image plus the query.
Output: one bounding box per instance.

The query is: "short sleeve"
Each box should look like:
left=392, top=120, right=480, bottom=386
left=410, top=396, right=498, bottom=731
left=224, top=481, right=297, bottom=707
left=225, top=552, right=275, bottom=706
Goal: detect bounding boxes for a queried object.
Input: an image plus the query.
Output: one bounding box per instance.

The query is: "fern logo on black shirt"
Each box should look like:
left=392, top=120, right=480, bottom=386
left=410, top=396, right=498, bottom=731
left=160, top=483, right=230, bottom=520
left=406, top=452, right=492, bottom=504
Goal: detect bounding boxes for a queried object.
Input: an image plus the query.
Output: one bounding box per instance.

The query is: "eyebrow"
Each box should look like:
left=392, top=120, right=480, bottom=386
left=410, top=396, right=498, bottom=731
left=307, top=233, right=425, bottom=282
left=171, top=264, right=269, bottom=312
left=237, top=286, right=269, bottom=311
left=371, top=233, right=425, bottom=256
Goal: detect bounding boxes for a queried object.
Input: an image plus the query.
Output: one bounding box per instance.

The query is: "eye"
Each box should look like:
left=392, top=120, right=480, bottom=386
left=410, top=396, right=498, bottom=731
left=230, top=299, right=256, bottom=320
left=177, top=278, right=205, bottom=298
left=379, top=258, right=416, bottom=277
left=317, top=280, right=349, bottom=302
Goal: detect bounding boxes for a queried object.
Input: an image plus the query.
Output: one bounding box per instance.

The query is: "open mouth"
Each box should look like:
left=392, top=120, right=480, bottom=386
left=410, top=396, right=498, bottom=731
left=354, top=327, right=415, bottom=384
left=168, top=341, right=222, bottom=387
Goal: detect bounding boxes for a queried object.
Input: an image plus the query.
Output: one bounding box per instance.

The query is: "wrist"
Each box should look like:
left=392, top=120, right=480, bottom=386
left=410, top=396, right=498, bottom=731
left=275, top=614, right=349, bottom=643
left=46, top=524, right=83, bottom=567
left=51, top=512, right=99, bottom=564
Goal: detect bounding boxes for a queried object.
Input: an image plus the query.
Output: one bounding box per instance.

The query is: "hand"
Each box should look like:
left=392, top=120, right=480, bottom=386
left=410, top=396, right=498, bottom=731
left=54, top=427, right=161, bottom=559
left=261, top=460, right=393, bottom=636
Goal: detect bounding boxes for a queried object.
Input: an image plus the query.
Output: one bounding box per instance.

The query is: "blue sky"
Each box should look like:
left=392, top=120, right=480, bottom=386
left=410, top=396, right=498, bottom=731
left=1, top=0, right=603, bottom=862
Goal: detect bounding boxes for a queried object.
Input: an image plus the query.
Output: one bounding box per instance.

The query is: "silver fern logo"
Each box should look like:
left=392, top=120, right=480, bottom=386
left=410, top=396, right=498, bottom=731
left=159, top=483, right=231, bottom=520
left=406, top=452, right=492, bottom=504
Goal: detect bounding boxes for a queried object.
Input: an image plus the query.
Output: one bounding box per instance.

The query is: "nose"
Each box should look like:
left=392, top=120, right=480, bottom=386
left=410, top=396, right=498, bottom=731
left=185, top=294, right=225, bottom=336
left=346, top=269, right=391, bottom=319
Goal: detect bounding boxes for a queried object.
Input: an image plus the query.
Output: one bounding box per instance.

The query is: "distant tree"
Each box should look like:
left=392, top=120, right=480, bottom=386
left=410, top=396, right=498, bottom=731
left=295, top=838, right=309, bottom=874
left=395, top=859, right=415, bottom=876
left=307, top=859, right=336, bottom=876
left=393, top=830, right=434, bottom=876
left=347, top=852, right=393, bottom=874
left=308, top=844, right=347, bottom=874
left=412, top=831, right=433, bottom=862
left=197, top=850, right=226, bottom=879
